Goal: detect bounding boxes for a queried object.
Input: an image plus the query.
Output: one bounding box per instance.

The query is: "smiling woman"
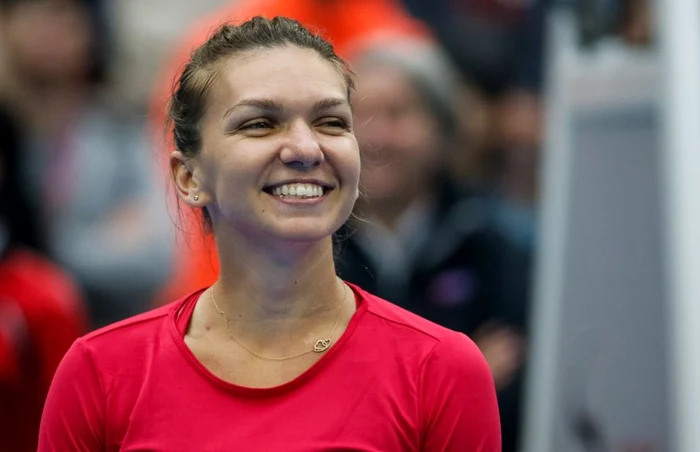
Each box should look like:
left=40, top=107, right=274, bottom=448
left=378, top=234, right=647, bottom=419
left=38, top=16, right=501, bottom=452
left=171, top=41, right=359, bottom=245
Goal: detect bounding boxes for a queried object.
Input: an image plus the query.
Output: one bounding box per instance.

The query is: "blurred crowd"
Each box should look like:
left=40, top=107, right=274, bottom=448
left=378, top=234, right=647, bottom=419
left=0, top=0, right=652, bottom=451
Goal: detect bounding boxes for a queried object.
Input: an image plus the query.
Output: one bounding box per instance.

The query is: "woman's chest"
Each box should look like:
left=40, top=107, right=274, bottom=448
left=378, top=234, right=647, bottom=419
left=109, top=365, right=421, bottom=452
left=185, top=335, right=325, bottom=388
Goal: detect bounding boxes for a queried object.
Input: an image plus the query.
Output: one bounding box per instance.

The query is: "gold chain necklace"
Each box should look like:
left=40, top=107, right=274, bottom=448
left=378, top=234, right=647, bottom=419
left=210, top=283, right=347, bottom=361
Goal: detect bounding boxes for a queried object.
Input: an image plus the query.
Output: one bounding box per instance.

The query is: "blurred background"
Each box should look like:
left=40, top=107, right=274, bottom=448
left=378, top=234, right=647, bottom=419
left=1, top=0, right=698, bottom=451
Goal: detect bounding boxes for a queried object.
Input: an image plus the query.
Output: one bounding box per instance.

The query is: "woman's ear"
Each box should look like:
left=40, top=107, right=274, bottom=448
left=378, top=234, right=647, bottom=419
left=169, top=151, right=211, bottom=207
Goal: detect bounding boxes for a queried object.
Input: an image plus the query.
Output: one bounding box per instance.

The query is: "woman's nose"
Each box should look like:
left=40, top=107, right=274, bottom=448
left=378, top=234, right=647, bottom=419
left=279, top=121, right=324, bottom=169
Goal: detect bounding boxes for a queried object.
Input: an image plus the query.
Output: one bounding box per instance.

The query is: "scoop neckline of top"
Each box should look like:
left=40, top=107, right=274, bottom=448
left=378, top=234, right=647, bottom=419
left=168, top=281, right=368, bottom=397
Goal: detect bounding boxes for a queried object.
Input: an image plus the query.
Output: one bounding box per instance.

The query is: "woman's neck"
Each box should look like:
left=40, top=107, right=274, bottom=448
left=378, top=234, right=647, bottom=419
left=213, top=233, right=344, bottom=328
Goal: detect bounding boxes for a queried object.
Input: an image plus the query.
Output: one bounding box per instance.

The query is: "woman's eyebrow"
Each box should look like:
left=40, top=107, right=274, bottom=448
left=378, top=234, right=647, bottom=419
left=223, top=97, right=350, bottom=119
left=311, top=97, right=351, bottom=112
left=223, top=98, right=283, bottom=119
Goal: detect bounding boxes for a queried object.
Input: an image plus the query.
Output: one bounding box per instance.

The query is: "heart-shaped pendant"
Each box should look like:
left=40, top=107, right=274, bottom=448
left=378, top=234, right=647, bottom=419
left=313, top=338, right=332, bottom=353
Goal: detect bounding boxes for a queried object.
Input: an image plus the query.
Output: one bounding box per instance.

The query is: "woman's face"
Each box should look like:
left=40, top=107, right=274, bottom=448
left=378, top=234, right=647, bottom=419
left=184, top=45, right=360, bottom=244
left=353, top=64, right=442, bottom=203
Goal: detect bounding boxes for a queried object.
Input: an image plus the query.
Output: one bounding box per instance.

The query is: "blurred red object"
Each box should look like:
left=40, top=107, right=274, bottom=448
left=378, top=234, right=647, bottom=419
left=0, top=248, right=86, bottom=452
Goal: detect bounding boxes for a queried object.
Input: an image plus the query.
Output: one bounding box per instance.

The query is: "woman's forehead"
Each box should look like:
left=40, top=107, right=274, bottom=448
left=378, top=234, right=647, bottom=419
left=212, top=46, right=348, bottom=104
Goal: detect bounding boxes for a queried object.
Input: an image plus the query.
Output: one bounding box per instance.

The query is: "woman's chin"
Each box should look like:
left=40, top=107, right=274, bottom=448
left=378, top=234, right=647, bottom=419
left=262, top=218, right=342, bottom=245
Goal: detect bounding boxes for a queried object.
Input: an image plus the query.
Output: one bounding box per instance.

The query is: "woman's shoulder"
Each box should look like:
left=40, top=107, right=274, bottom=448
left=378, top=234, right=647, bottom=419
left=78, top=290, right=196, bottom=356
left=354, top=283, right=465, bottom=342
left=352, top=284, right=485, bottom=364
left=352, top=283, right=491, bottom=385
left=83, top=304, right=171, bottom=341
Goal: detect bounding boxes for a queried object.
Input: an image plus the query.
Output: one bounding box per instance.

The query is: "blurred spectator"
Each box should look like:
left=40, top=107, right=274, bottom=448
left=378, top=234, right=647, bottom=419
left=149, top=0, right=430, bottom=304
left=0, top=106, right=86, bottom=452
left=0, top=0, right=173, bottom=327
left=401, top=0, right=546, bottom=97
left=617, top=0, right=652, bottom=46
left=106, top=0, right=230, bottom=108
left=401, top=0, right=547, bottom=248
left=576, top=0, right=653, bottom=47
left=336, top=39, right=532, bottom=452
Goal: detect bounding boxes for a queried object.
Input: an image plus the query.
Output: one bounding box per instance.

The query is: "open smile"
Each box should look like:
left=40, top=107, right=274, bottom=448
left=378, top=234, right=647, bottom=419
left=262, top=181, right=334, bottom=202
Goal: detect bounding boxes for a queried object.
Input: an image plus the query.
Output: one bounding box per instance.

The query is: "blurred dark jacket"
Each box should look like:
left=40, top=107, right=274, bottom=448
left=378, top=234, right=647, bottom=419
left=335, top=180, right=531, bottom=451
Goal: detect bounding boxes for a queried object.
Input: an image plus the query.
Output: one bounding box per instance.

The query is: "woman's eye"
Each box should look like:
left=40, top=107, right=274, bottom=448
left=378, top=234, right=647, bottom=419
left=241, top=120, right=272, bottom=130
left=319, top=118, right=348, bottom=129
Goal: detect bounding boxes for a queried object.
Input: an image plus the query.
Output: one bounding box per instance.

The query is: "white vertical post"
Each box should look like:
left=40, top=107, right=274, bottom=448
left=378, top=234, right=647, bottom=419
left=520, top=8, right=576, bottom=452
left=657, top=1, right=700, bottom=451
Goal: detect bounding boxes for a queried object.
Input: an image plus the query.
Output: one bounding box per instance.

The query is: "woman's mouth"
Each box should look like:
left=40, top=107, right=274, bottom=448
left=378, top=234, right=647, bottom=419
left=263, top=182, right=331, bottom=199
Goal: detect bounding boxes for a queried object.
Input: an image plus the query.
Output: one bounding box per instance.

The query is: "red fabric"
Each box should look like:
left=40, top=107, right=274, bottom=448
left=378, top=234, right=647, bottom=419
left=0, top=248, right=86, bottom=452
left=149, top=0, right=430, bottom=306
left=39, top=283, right=501, bottom=451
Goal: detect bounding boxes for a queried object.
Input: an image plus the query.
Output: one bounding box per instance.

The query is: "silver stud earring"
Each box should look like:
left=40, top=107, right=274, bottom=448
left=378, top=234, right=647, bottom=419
left=193, top=195, right=199, bottom=201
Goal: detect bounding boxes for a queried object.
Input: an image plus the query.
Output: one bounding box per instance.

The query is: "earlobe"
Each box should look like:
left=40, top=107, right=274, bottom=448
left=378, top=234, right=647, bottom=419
left=170, top=151, right=209, bottom=207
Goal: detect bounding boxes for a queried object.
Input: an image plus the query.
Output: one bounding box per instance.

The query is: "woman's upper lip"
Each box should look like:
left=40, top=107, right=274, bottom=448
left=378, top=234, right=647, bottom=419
left=264, top=178, right=334, bottom=189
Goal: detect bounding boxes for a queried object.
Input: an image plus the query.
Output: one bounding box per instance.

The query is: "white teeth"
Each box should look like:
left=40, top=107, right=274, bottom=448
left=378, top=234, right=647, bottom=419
left=269, top=183, right=326, bottom=199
